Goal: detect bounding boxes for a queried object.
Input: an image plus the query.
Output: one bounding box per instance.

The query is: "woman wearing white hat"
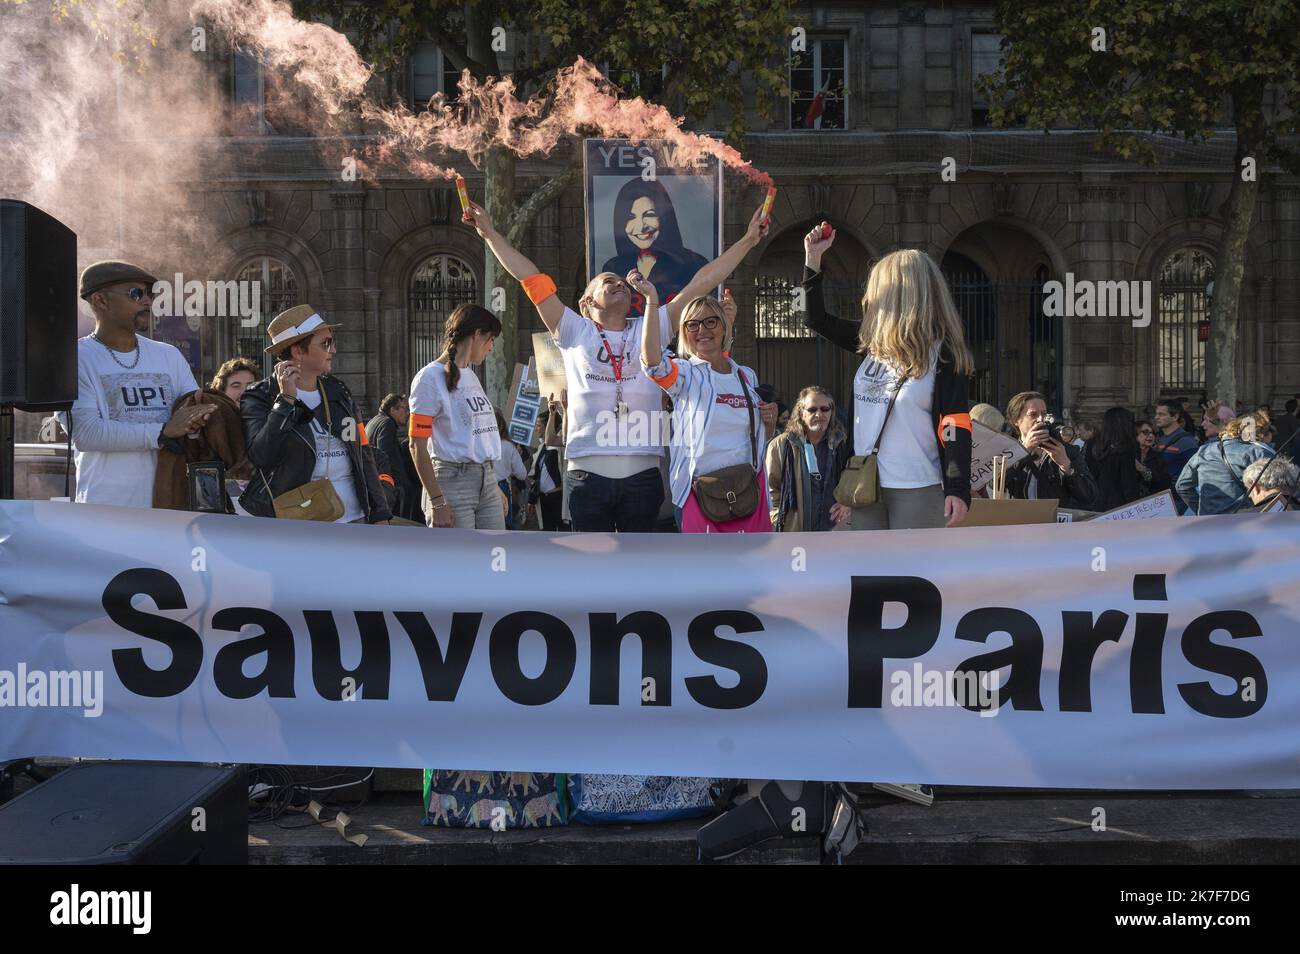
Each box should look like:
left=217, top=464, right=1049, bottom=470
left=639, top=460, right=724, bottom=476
left=239, top=304, right=393, bottom=524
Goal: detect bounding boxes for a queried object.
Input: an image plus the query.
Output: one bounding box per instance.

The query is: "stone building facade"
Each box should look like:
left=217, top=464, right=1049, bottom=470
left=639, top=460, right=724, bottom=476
left=176, top=1, right=1299, bottom=427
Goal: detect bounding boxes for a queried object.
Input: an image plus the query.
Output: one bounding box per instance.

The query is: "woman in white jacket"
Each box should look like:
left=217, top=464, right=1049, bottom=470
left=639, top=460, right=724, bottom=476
left=635, top=272, right=776, bottom=533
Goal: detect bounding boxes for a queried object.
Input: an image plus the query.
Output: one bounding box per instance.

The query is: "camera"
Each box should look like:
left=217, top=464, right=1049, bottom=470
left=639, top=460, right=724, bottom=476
left=1038, top=414, right=1067, bottom=444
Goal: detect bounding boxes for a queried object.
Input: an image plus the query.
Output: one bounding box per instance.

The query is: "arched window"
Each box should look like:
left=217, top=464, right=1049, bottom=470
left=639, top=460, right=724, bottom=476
left=233, top=257, right=299, bottom=376
left=1157, top=247, right=1215, bottom=392
left=408, top=253, right=478, bottom=377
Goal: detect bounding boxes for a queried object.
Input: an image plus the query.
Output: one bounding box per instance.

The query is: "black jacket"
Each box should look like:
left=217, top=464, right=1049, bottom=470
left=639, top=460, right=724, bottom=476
left=1135, top=448, right=1172, bottom=496
left=239, top=375, right=393, bottom=523
left=529, top=446, right=563, bottom=504
left=366, top=411, right=421, bottom=521
left=801, top=267, right=973, bottom=504
left=1086, top=440, right=1145, bottom=511
left=1006, top=441, right=1100, bottom=510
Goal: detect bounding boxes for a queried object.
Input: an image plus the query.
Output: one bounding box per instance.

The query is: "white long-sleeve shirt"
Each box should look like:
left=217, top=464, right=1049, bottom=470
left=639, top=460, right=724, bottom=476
left=57, top=336, right=197, bottom=508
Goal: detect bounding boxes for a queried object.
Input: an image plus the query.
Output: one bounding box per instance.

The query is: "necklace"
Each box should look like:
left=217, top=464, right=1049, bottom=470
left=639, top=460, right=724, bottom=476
left=93, top=332, right=141, bottom=370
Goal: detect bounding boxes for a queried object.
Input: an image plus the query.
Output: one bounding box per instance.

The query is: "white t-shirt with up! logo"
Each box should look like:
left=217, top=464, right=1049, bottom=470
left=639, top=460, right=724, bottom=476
left=555, top=305, right=673, bottom=466
left=61, top=336, right=198, bottom=508
left=409, top=361, right=501, bottom=464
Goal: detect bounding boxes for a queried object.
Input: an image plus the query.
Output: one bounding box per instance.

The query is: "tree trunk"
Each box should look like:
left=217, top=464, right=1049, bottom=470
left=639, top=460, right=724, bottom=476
left=482, top=145, right=518, bottom=408
left=1208, top=95, right=1263, bottom=407
left=1207, top=173, right=1257, bottom=407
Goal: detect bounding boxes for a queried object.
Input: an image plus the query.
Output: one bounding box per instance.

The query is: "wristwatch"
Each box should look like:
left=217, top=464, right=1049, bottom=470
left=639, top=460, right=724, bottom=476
left=156, top=428, right=167, bottom=448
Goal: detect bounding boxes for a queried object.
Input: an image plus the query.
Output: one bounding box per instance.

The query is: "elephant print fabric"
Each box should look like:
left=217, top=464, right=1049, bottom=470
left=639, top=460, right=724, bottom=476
left=422, top=770, right=566, bottom=829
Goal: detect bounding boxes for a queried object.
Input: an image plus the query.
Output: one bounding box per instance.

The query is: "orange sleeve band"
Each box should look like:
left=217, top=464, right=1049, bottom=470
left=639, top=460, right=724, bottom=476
left=409, top=413, right=434, bottom=439
left=378, top=474, right=394, bottom=486
left=648, top=359, right=679, bottom=389
left=938, top=413, right=972, bottom=445
left=358, top=424, right=370, bottom=446
left=522, top=273, right=558, bottom=305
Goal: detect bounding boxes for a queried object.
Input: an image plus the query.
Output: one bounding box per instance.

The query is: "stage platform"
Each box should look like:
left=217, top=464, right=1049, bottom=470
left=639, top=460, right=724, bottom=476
left=247, top=784, right=1300, bottom=865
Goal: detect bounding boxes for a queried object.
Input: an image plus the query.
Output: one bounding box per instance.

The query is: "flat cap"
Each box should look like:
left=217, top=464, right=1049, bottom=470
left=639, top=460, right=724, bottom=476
left=79, top=260, right=159, bottom=300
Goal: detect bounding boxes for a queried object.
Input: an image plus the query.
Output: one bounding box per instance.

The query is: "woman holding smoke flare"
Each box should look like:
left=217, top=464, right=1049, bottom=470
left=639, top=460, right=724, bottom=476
left=462, top=196, right=771, bottom=533
left=633, top=272, right=776, bottom=533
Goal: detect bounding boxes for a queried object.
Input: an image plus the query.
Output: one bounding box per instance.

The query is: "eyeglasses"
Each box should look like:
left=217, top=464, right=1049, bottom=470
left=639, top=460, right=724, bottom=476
left=1138, top=429, right=1154, bottom=436
left=683, top=315, right=722, bottom=333
left=316, top=337, right=336, bottom=352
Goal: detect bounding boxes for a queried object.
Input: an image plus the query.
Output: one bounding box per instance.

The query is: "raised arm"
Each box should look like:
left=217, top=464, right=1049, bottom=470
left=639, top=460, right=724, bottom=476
left=800, top=221, right=860, bottom=353
left=464, top=199, right=565, bottom=334
left=630, top=270, right=663, bottom=369
left=666, top=205, right=769, bottom=326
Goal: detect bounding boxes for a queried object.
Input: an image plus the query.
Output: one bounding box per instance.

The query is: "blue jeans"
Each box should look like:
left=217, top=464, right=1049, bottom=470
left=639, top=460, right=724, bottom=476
left=565, top=465, right=664, bottom=532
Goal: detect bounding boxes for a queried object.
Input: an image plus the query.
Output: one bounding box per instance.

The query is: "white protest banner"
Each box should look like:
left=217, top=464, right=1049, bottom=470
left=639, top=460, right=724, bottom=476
left=3, top=500, right=1298, bottom=789
left=1091, top=490, right=1178, bottom=522
left=531, top=331, right=568, bottom=405
left=970, top=421, right=1026, bottom=492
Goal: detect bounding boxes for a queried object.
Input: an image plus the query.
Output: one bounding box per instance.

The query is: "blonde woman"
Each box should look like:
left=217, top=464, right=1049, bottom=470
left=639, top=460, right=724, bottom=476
left=766, top=386, right=852, bottom=531
left=463, top=198, right=768, bottom=532
left=637, top=275, right=777, bottom=533
left=803, top=224, right=974, bottom=530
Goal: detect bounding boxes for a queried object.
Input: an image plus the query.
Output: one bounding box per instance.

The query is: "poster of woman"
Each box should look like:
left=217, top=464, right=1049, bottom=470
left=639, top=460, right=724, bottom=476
left=584, top=139, right=722, bottom=317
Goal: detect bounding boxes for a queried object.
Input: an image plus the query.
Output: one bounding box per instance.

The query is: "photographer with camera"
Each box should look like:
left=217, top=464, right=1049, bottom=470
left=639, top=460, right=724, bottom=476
left=1003, top=391, right=1099, bottom=510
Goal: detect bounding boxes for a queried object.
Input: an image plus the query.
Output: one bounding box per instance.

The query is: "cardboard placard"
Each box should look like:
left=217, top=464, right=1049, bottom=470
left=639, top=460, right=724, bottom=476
left=1090, top=490, right=1178, bottom=522
left=970, top=421, right=1026, bottom=493
left=531, top=331, right=568, bottom=407
left=960, top=497, right=1059, bottom=527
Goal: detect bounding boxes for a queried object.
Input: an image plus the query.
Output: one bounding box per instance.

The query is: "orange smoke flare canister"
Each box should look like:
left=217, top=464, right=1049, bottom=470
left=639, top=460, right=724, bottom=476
left=455, top=176, right=471, bottom=221
left=760, top=187, right=777, bottom=225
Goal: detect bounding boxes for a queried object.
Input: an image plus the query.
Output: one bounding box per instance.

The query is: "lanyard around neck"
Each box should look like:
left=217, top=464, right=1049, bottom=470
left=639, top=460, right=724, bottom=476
left=595, top=320, right=632, bottom=383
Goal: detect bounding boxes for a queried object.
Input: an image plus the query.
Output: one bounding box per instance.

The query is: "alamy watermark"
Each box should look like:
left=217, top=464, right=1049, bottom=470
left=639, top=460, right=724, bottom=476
left=888, top=663, right=1000, bottom=717
left=0, top=665, right=104, bottom=717
left=1042, top=273, right=1152, bottom=328
left=150, top=273, right=262, bottom=327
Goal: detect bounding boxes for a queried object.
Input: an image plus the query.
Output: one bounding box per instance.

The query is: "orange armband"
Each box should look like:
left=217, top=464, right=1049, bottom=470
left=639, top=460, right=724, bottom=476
left=522, top=273, right=557, bottom=305
left=937, top=413, right=972, bottom=445
left=409, top=413, right=434, bottom=439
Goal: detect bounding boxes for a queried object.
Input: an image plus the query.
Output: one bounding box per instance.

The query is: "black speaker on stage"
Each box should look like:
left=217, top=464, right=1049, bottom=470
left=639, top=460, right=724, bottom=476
left=0, top=199, right=77, bottom=411
left=0, top=762, right=247, bottom=865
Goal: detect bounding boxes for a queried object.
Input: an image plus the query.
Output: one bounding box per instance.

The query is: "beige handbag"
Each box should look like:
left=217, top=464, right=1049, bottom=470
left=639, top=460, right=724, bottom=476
left=834, top=375, right=907, bottom=508
left=263, top=390, right=346, bottom=522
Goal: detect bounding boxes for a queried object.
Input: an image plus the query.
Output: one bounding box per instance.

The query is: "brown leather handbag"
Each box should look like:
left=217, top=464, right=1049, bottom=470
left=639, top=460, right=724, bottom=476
left=834, top=375, right=906, bottom=508
left=691, top=370, right=761, bottom=522
left=263, top=391, right=346, bottom=522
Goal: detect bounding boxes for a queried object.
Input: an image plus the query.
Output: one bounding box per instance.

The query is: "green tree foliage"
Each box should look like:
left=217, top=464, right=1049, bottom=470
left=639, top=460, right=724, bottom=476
left=980, top=0, right=1300, bottom=405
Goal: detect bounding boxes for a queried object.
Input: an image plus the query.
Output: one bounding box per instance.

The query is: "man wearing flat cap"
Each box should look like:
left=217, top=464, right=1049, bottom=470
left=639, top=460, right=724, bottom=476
left=238, top=304, right=392, bottom=523
left=58, top=260, right=210, bottom=508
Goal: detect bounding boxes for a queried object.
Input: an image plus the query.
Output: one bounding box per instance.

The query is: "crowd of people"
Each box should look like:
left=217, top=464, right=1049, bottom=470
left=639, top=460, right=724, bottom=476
left=54, top=209, right=1297, bottom=854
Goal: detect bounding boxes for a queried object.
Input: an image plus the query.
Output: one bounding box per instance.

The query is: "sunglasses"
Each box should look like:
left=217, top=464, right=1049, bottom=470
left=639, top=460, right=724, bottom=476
left=110, top=286, right=153, bottom=303
left=806, top=405, right=832, bottom=414
left=314, top=337, right=336, bottom=352
left=683, top=315, right=722, bottom=333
